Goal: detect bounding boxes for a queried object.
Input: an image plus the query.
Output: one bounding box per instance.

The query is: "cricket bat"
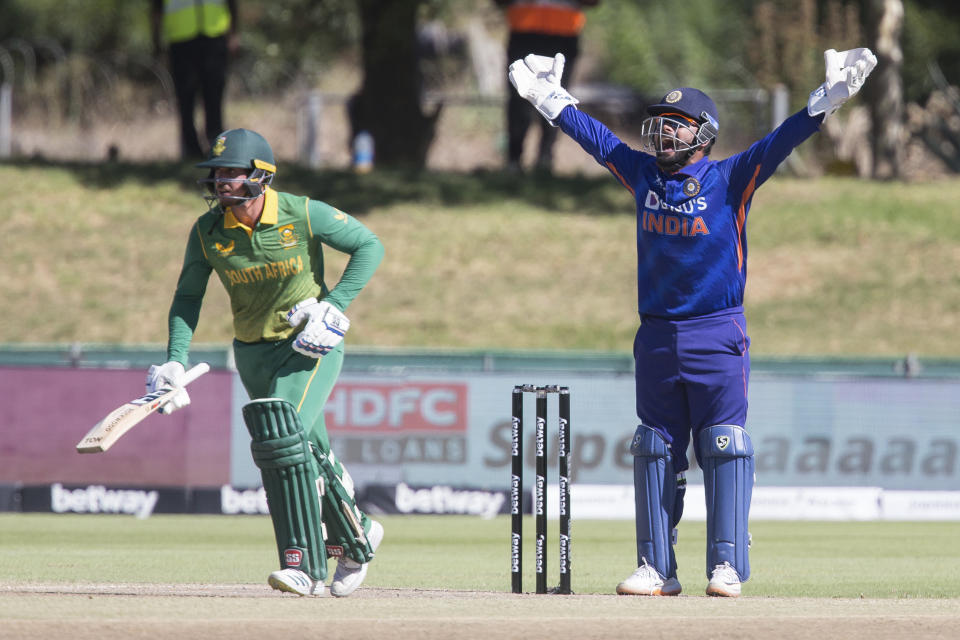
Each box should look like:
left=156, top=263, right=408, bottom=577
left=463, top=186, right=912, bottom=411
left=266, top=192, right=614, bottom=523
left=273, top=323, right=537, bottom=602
left=75, top=362, right=210, bottom=454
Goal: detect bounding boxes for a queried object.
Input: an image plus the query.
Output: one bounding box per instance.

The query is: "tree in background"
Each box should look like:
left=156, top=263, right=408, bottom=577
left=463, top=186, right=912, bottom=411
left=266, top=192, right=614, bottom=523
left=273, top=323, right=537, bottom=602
left=864, top=0, right=905, bottom=179
left=584, top=0, right=960, bottom=179
left=348, top=0, right=440, bottom=168
left=584, top=0, right=756, bottom=94
left=231, top=0, right=359, bottom=91
left=900, top=0, right=960, bottom=103
left=750, top=0, right=828, bottom=101
left=899, top=0, right=960, bottom=174
left=0, top=0, right=151, bottom=53
left=3, top=0, right=959, bottom=174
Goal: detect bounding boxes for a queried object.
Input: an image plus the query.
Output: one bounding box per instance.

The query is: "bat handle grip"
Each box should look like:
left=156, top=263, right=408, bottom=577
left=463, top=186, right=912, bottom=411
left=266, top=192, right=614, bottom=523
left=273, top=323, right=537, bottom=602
left=180, top=362, right=211, bottom=387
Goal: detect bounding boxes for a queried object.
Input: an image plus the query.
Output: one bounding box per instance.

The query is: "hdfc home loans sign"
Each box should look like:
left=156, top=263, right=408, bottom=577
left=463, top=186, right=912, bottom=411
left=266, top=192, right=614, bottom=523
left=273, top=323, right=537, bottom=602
left=325, top=382, right=468, bottom=464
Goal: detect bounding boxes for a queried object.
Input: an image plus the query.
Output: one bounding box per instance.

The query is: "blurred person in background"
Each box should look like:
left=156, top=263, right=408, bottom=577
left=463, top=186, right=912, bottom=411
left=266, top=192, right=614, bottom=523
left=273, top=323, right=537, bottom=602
left=509, top=47, right=876, bottom=597
left=145, top=128, right=385, bottom=597
left=152, top=0, right=239, bottom=159
left=495, top=0, right=600, bottom=173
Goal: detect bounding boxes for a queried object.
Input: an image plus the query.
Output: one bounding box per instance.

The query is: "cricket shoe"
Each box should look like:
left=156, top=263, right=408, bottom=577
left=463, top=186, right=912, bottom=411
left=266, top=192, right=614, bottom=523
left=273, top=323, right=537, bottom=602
left=616, top=558, right=682, bottom=596
left=268, top=568, right=324, bottom=597
left=330, top=519, right=385, bottom=597
left=706, top=561, right=741, bottom=598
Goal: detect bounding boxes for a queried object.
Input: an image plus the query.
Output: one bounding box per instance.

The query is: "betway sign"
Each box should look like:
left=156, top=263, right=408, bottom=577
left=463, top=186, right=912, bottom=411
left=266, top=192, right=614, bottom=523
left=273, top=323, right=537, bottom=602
left=325, top=382, right=467, bottom=433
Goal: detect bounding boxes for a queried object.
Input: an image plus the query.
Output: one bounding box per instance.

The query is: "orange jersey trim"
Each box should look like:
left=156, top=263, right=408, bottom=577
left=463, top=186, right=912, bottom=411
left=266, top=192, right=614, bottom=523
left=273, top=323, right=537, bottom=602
left=605, top=161, right=636, bottom=197
left=508, top=6, right=586, bottom=36
left=736, top=165, right=762, bottom=271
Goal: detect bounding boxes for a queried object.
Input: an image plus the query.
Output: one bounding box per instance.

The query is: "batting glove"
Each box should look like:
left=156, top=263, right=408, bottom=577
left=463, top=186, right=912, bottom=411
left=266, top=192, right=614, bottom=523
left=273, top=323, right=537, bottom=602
left=807, top=47, right=877, bottom=119
left=287, top=297, right=351, bottom=358
left=508, top=52, right=579, bottom=125
left=145, top=361, right=191, bottom=415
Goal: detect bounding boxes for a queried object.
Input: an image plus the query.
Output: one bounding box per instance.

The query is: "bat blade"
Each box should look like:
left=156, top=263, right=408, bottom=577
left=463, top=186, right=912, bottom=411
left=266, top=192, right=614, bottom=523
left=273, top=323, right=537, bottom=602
left=75, top=388, right=176, bottom=453
left=75, top=363, right=210, bottom=454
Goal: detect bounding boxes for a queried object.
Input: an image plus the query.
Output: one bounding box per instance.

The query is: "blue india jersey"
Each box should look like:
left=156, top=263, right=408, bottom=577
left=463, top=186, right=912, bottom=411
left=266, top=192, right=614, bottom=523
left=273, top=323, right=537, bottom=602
left=558, top=107, right=823, bottom=318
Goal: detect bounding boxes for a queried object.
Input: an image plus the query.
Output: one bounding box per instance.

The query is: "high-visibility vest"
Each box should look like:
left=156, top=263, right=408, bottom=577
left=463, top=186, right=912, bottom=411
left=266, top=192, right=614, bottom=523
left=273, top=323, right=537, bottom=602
left=163, top=0, right=232, bottom=44
left=506, top=1, right=586, bottom=37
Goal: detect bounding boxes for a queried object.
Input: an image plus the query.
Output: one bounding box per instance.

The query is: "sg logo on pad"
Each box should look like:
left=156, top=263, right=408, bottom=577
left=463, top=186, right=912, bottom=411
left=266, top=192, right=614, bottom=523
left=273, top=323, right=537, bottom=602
left=715, top=435, right=730, bottom=450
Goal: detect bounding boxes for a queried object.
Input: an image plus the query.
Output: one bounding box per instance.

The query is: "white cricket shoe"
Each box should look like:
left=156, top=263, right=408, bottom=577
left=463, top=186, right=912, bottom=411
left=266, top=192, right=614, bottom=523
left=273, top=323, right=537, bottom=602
left=330, top=519, right=385, bottom=597
left=706, top=561, right=742, bottom=597
left=616, top=558, right=682, bottom=596
left=268, top=567, right=324, bottom=596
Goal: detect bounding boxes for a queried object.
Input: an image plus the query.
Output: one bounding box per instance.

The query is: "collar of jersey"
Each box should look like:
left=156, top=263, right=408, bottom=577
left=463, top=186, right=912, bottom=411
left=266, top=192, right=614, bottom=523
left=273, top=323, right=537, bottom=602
left=671, top=156, right=711, bottom=180
left=223, top=187, right=278, bottom=234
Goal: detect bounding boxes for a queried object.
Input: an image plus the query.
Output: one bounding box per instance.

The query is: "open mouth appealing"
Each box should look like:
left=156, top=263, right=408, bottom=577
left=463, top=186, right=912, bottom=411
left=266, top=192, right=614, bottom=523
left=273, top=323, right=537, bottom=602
left=640, top=114, right=705, bottom=156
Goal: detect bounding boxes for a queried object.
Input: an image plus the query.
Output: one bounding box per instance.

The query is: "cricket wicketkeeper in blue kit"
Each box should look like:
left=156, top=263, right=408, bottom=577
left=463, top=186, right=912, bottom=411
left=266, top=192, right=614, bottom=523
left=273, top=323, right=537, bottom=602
left=509, top=47, right=876, bottom=596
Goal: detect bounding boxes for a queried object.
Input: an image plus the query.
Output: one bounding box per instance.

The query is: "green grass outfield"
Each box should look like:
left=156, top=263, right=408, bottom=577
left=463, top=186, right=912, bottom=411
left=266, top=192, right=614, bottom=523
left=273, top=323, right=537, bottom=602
left=2, top=515, right=959, bottom=639
left=2, top=514, right=959, bottom=595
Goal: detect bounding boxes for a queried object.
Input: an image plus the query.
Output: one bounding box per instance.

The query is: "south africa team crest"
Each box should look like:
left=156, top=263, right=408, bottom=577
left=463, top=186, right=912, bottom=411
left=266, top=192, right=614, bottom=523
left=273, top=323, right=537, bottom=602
left=277, top=224, right=298, bottom=248
left=211, top=135, right=226, bottom=157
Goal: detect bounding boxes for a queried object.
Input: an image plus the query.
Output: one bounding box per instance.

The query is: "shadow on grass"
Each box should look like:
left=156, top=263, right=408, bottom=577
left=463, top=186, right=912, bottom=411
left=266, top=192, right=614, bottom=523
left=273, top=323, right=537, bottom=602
left=11, top=157, right=633, bottom=216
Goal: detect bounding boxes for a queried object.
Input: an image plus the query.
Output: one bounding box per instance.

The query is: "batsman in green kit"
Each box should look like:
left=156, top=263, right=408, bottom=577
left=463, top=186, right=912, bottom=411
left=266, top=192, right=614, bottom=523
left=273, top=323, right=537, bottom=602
left=146, top=128, right=385, bottom=597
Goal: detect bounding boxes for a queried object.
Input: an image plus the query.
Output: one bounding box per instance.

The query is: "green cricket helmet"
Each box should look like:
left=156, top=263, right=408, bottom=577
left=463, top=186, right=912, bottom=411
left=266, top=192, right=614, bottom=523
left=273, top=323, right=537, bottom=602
left=197, top=128, right=276, bottom=206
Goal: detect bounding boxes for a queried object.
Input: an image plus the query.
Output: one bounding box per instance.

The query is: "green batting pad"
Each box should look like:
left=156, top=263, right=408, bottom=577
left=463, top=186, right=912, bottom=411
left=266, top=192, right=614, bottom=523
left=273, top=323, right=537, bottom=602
left=313, top=449, right=375, bottom=564
left=243, top=398, right=328, bottom=582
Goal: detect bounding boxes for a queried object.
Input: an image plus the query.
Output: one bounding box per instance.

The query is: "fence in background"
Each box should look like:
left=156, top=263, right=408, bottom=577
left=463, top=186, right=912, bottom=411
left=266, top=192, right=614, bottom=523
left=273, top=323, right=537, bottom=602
left=0, top=37, right=783, bottom=167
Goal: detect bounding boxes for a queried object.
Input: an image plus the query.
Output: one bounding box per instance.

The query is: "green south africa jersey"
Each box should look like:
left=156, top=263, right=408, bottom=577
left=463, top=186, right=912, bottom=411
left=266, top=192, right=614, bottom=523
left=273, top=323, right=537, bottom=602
left=166, top=187, right=384, bottom=364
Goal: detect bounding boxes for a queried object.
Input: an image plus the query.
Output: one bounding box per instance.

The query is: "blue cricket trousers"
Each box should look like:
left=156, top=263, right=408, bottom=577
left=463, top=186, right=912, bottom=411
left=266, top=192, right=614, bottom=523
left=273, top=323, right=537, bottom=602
left=633, top=307, right=750, bottom=473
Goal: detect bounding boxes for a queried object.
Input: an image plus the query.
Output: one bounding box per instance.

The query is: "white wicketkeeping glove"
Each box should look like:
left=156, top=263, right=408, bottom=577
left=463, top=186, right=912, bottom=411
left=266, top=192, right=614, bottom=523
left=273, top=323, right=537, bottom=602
left=145, top=361, right=191, bottom=415
left=807, top=47, right=878, bottom=119
left=508, top=52, right=579, bottom=125
left=287, top=297, right=350, bottom=358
